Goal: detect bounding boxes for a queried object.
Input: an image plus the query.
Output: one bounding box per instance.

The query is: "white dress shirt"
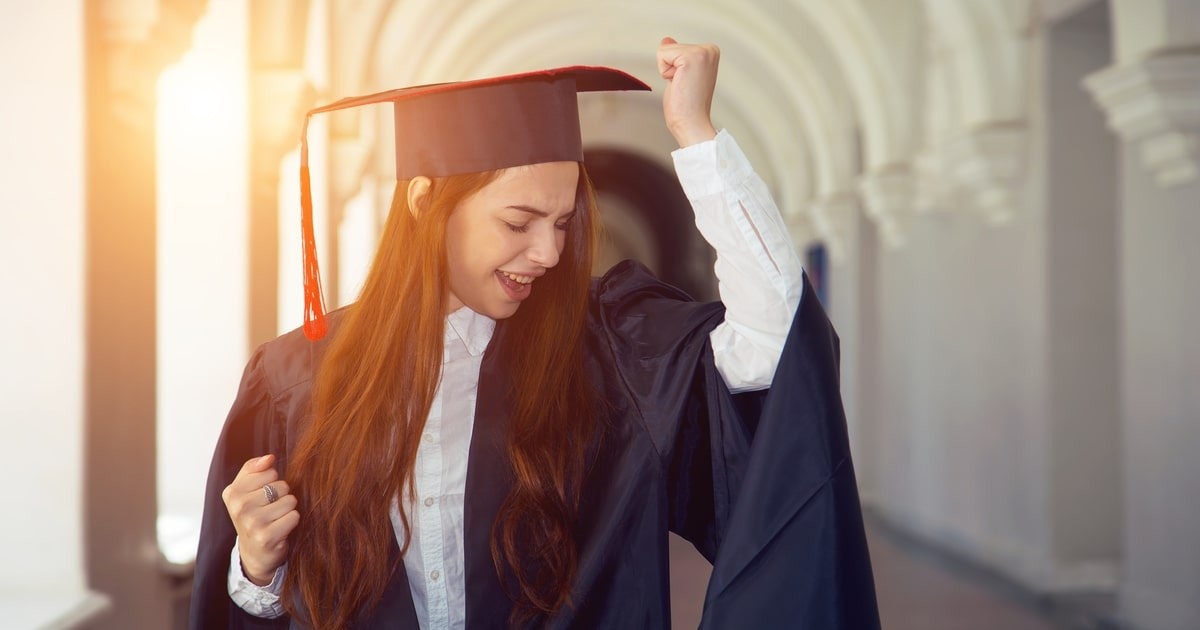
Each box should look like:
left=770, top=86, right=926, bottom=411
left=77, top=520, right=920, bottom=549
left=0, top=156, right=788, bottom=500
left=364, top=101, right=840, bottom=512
left=228, top=130, right=805, bottom=627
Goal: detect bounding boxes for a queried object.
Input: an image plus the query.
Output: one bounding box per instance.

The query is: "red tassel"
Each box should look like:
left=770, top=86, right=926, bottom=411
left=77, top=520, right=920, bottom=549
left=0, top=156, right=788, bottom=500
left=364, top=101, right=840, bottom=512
left=300, top=114, right=328, bottom=341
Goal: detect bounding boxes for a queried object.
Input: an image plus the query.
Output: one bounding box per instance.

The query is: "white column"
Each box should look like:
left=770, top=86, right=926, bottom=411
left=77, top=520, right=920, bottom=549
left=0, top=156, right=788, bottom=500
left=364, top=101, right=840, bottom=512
left=155, top=0, right=250, bottom=569
left=1085, top=4, right=1200, bottom=627
left=1085, top=54, right=1200, bottom=187
left=942, top=124, right=1027, bottom=224
left=0, top=4, right=109, bottom=628
left=858, top=167, right=917, bottom=249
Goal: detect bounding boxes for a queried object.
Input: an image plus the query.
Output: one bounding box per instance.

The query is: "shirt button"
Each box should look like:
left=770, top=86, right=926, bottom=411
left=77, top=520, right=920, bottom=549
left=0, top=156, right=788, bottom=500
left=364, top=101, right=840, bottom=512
left=423, top=433, right=433, bottom=443
left=430, top=569, right=440, bottom=581
left=424, top=497, right=435, bottom=507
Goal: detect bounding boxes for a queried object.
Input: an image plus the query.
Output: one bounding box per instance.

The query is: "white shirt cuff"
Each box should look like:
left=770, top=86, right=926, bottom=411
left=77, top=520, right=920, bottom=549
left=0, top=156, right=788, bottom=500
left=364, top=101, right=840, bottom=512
left=227, top=537, right=287, bottom=618
left=670, top=129, right=755, bottom=200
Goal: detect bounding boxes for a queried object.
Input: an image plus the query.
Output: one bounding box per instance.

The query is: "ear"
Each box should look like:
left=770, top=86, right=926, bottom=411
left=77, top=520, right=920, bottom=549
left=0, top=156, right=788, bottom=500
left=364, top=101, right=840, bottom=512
left=406, top=176, right=433, bottom=219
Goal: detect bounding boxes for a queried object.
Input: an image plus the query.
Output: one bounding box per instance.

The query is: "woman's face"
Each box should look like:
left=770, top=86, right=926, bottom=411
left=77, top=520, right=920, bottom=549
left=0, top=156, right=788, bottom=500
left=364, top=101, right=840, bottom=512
left=444, top=160, right=580, bottom=319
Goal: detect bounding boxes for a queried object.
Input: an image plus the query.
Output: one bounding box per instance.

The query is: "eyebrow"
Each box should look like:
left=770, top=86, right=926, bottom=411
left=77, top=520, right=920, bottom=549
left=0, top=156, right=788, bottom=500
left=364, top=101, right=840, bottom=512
left=507, top=205, right=575, bottom=219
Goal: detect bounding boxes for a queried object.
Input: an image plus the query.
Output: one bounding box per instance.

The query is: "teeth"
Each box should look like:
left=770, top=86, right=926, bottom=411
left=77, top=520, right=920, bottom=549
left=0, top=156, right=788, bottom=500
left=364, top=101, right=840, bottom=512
left=501, top=271, right=534, bottom=285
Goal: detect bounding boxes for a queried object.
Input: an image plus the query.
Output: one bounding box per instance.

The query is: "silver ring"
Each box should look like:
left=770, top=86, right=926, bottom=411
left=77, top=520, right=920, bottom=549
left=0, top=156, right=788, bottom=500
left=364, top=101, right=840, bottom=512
left=263, top=484, right=279, bottom=504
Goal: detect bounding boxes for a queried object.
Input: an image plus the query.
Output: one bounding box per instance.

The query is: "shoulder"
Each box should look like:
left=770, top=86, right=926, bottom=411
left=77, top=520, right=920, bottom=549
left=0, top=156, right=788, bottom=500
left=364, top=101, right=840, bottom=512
left=591, top=259, right=694, bottom=305
left=252, top=306, right=351, bottom=398
left=587, top=260, right=724, bottom=356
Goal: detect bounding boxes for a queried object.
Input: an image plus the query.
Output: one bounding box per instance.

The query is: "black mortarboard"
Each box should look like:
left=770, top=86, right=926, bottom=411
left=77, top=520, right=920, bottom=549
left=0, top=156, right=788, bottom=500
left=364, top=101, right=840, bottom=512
left=298, top=66, right=651, bottom=340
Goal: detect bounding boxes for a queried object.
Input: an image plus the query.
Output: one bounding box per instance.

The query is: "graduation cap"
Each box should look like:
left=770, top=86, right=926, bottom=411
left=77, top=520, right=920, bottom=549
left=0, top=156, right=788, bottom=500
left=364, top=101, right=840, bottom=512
left=298, top=66, right=651, bottom=340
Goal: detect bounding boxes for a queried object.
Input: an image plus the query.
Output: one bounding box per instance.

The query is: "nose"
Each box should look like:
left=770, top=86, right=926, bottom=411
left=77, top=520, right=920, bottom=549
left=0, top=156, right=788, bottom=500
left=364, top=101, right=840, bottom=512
left=526, top=226, right=562, bottom=269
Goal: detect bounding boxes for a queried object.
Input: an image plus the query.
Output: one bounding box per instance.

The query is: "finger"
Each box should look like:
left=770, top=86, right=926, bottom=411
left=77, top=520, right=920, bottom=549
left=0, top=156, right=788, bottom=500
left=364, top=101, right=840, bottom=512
left=657, top=49, right=674, bottom=78
left=268, top=479, right=291, bottom=498
left=225, top=468, right=280, bottom=508
left=224, top=471, right=283, bottom=518
left=227, top=467, right=281, bottom=499
left=241, top=454, right=274, bottom=475
left=251, top=492, right=299, bottom=526
left=275, top=507, right=301, bottom=534
left=235, top=491, right=297, bottom=538
left=261, top=508, right=302, bottom=548
left=258, top=480, right=292, bottom=507
left=228, top=455, right=277, bottom=492
left=657, top=37, right=683, bottom=77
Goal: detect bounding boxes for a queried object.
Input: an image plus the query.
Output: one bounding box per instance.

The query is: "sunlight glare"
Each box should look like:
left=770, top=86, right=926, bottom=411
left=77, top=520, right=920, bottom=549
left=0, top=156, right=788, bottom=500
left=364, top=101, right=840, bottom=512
left=154, top=1, right=249, bottom=570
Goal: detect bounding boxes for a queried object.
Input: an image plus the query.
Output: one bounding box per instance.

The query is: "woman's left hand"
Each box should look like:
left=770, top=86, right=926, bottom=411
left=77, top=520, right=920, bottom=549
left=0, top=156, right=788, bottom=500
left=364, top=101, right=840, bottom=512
left=657, top=37, right=720, bottom=148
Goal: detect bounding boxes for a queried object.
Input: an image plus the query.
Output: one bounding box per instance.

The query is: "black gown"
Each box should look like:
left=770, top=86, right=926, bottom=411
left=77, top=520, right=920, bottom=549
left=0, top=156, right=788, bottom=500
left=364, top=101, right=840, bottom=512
left=189, top=260, right=880, bottom=629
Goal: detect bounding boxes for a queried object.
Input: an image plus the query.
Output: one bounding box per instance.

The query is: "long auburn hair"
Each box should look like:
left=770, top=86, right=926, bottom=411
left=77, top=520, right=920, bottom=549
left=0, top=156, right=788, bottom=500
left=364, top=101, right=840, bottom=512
left=282, top=163, right=600, bottom=628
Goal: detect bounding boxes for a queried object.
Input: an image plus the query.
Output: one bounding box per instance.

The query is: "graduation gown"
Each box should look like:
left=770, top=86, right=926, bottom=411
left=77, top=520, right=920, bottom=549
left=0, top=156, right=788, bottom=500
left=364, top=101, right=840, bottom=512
left=189, top=260, right=880, bottom=629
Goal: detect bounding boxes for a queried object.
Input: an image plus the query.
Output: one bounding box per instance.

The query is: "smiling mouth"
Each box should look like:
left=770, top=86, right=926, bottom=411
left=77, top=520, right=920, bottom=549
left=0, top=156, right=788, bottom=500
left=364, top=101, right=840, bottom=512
left=496, top=270, right=535, bottom=300
left=499, top=270, right=535, bottom=285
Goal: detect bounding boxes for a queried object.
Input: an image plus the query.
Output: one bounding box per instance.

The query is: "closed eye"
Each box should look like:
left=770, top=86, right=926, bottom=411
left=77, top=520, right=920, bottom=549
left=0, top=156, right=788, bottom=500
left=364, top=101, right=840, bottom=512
left=504, top=222, right=530, bottom=234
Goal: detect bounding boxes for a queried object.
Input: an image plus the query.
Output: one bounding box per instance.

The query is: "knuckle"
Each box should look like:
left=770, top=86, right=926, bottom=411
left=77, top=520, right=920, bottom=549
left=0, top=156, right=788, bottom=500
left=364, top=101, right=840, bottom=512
left=252, top=508, right=274, bottom=529
left=251, top=529, right=272, bottom=548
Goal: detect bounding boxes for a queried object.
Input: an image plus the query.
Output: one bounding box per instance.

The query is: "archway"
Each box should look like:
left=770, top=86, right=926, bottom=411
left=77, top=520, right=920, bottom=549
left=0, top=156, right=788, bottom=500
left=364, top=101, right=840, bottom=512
left=585, top=148, right=716, bottom=300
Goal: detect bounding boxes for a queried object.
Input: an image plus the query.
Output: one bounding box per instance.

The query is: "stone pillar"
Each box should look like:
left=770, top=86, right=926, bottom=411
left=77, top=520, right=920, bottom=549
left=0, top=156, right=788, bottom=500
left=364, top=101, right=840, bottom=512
left=326, top=136, right=374, bottom=306
left=1083, top=3, right=1200, bottom=627
left=1086, top=0, right=1200, bottom=188
left=1085, top=54, right=1200, bottom=187
left=858, top=167, right=917, bottom=249
left=818, top=194, right=879, bottom=505
left=808, top=192, right=857, bottom=263
left=942, top=123, right=1027, bottom=224
left=918, top=1, right=1031, bottom=226
left=1043, top=5, right=1121, bottom=594
left=0, top=3, right=111, bottom=626
left=247, top=0, right=312, bottom=349
left=83, top=1, right=205, bottom=627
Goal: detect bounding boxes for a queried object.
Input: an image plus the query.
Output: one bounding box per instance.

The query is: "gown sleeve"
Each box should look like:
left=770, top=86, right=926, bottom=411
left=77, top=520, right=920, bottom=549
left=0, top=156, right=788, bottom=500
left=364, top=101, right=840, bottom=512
left=189, top=345, right=292, bottom=630
left=593, top=261, right=881, bottom=629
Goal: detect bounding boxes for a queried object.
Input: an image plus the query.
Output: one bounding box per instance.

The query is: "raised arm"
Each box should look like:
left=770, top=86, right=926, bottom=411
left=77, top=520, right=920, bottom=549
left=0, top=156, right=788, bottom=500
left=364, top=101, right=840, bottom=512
left=657, top=38, right=804, bottom=393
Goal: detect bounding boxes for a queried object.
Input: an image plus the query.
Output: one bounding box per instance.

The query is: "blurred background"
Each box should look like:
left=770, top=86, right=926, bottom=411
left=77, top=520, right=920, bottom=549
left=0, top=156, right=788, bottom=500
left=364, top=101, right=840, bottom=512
left=2, top=0, right=1198, bottom=628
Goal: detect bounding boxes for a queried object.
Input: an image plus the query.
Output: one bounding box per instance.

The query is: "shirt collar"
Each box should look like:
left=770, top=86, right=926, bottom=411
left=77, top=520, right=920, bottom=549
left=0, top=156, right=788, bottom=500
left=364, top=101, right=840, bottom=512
left=444, top=305, right=496, bottom=357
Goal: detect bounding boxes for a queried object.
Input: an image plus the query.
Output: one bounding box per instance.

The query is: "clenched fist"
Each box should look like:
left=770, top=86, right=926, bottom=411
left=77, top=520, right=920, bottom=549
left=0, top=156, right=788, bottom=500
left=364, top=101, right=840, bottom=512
left=657, top=37, right=720, bottom=148
left=221, top=454, right=300, bottom=585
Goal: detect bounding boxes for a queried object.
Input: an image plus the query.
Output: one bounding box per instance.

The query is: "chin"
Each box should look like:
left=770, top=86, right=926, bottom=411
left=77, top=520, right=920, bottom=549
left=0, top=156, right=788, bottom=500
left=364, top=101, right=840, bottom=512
left=466, top=298, right=520, bottom=320
left=489, top=303, right=522, bottom=320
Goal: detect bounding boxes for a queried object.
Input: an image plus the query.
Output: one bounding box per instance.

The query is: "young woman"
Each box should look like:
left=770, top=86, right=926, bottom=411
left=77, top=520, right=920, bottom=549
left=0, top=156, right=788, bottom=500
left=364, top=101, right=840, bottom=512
left=190, top=39, right=879, bottom=629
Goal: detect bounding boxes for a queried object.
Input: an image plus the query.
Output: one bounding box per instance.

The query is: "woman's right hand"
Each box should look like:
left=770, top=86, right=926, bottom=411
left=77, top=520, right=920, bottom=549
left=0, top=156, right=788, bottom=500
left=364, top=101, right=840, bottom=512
left=221, top=453, right=301, bottom=585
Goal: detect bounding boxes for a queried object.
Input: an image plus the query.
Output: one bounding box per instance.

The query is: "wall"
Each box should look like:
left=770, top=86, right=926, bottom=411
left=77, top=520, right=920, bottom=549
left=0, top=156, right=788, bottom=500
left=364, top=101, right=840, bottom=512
left=1117, top=149, right=1200, bottom=630
left=867, top=4, right=1134, bottom=597
left=828, top=201, right=881, bottom=499
left=0, top=2, right=108, bottom=627
left=870, top=30, right=1057, bottom=589
left=872, top=175, right=1055, bottom=587
left=1045, top=1, right=1120, bottom=588
left=155, top=0, right=250, bottom=566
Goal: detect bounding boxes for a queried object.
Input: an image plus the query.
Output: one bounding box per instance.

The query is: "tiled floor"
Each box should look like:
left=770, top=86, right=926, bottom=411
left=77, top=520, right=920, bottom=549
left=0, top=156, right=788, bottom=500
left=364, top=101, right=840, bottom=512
left=867, top=525, right=1057, bottom=630
left=668, top=521, right=1060, bottom=629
